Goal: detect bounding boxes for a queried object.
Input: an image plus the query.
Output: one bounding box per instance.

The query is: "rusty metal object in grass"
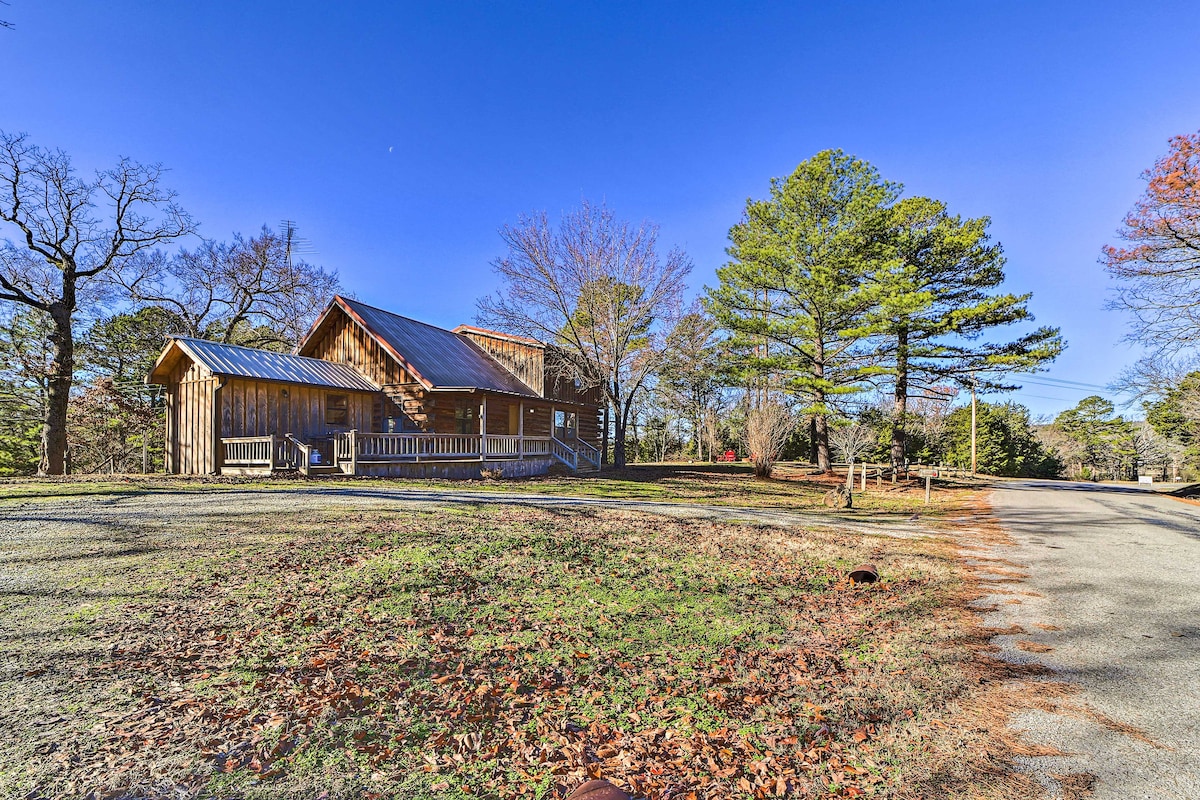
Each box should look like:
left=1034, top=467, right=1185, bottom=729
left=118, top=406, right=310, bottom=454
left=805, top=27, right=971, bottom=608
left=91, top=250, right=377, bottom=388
left=849, top=563, right=879, bottom=584
left=567, top=779, right=631, bottom=800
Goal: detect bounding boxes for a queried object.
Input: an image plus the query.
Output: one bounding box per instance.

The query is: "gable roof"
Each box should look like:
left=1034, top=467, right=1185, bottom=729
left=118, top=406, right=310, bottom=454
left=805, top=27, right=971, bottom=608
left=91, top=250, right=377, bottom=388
left=149, top=337, right=378, bottom=391
left=317, top=297, right=540, bottom=397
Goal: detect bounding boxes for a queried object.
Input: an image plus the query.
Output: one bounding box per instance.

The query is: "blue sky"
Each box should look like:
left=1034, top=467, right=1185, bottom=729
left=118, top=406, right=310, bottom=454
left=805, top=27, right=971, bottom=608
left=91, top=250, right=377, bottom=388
left=3, top=2, right=1199, bottom=417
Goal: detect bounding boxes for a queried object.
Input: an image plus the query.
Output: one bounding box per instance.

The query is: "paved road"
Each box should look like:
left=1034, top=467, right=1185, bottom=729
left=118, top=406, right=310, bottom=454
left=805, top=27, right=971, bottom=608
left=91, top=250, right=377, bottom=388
left=985, top=480, right=1200, bottom=799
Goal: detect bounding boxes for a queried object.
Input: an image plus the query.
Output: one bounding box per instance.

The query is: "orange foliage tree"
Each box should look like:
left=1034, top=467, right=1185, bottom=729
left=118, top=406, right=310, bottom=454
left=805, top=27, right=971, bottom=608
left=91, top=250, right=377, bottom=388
left=1104, top=131, right=1200, bottom=354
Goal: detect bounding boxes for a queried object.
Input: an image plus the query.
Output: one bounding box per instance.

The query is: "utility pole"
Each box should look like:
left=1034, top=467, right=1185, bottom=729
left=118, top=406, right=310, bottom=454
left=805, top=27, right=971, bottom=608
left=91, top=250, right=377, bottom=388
left=970, top=374, right=977, bottom=476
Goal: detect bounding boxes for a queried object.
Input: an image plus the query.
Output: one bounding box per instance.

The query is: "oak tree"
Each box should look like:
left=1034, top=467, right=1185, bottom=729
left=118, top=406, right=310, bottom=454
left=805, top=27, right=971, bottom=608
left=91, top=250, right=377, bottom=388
left=116, top=225, right=339, bottom=351
left=478, top=201, right=691, bottom=468
left=0, top=132, right=192, bottom=474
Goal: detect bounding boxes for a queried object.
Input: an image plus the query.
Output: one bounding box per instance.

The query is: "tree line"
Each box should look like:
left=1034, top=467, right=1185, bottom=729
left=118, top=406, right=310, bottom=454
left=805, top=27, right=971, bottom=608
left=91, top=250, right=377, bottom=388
left=12, top=127, right=1193, bottom=480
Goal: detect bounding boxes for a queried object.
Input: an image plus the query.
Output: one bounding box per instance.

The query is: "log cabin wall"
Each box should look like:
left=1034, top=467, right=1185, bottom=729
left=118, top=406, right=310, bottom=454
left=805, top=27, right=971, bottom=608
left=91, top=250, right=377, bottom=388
left=422, top=393, right=480, bottom=435
left=420, top=392, right=563, bottom=437
left=302, top=307, right=414, bottom=387
left=543, top=347, right=604, bottom=406
left=577, top=406, right=602, bottom=447
left=165, top=355, right=220, bottom=475
left=457, top=330, right=544, bottom=396
left=522, top=402, right=552, bottom=437
left=219, top=378, right=375, bottom=440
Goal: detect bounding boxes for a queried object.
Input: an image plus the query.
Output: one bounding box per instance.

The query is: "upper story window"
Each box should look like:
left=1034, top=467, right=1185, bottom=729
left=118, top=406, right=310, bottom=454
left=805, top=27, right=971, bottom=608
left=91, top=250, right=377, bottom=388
left=325, top=393, right=349, bottom=426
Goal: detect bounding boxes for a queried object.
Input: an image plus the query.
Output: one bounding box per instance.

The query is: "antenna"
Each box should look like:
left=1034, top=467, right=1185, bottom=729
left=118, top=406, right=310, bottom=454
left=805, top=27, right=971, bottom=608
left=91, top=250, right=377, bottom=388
left=279, top=219, right=317, bottom=265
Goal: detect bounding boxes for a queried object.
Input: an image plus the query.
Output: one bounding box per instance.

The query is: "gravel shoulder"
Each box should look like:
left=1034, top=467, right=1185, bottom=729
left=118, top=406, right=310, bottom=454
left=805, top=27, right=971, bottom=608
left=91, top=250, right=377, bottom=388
left=983, top=480, right=1200, bottom=799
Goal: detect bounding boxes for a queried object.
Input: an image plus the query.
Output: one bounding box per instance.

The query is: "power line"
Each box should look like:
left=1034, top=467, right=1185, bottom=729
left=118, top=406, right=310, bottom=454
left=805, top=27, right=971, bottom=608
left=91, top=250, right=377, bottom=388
left=1019, top=376, right=1112, bottom=390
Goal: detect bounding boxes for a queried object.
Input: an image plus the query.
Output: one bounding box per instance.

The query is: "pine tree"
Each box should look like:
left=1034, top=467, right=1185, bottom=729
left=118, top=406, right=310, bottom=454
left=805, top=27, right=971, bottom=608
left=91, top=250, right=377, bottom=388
left=706, top=150, right=897, bottom=471
left=869, top=197, right=1063, bottom=468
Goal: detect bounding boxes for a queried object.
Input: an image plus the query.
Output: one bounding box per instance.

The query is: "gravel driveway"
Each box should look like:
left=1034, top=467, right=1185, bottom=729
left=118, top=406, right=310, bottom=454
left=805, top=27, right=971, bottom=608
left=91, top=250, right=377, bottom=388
left=984, top=480, right=1200, bottom=799
left=0, top=483, right=934, bottom=542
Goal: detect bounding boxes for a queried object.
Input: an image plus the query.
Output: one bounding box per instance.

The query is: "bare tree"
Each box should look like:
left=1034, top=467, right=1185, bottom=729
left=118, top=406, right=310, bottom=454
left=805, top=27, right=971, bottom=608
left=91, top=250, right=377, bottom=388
left=115, top=225, right=339, bottom=350
left=829, top=419, right=875, bottom=491
left=0, top=132, right=192, bottom=474
left=478, top=201, right=691, bottom=468
left=742, top=399, right=796, bottom=478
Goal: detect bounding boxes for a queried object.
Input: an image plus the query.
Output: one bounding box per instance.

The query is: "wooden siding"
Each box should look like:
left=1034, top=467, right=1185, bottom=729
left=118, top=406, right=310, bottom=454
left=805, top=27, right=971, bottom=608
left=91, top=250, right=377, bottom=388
left=165, top=354, right=220, bottom=475
left=458, top=330, right=544, bottom=395
left=301, top=306, right=413, bottom=387
left=219, top=378, right=374, bottom=440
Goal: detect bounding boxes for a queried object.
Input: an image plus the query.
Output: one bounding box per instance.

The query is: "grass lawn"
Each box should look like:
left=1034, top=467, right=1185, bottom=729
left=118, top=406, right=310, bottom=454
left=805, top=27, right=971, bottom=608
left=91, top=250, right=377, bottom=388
left=0, top=475, right=1020, bottom=799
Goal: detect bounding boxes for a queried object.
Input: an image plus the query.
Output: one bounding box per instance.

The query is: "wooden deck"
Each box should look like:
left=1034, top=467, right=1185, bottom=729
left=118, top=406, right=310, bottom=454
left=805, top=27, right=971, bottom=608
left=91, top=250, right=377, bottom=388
left=218, top=431, right=600, bottom=477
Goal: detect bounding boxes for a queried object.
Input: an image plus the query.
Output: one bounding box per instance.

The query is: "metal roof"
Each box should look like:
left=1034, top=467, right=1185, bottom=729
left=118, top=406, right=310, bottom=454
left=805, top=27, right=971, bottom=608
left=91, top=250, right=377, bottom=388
left=338, top=298, right=539, bottom=397
left=171, top=337, right=378, bottom=391
left=453, top=324, right=545, bottom=348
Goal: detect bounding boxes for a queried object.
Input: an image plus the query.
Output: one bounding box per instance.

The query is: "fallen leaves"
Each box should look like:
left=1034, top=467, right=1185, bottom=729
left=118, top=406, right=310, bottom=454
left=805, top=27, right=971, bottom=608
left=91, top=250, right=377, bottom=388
left=32, top=505, right=964, bottom=798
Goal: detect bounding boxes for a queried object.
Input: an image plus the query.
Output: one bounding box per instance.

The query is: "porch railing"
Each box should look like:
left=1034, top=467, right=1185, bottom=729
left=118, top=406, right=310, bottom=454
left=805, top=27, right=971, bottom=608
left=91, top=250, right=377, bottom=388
left=219, top=432, right=576, bottom=473
left=221, top=435, right=275, bottom=468
left=334, top=432, right=556, bottom=463
left=282, top=434, right=312, bottom=476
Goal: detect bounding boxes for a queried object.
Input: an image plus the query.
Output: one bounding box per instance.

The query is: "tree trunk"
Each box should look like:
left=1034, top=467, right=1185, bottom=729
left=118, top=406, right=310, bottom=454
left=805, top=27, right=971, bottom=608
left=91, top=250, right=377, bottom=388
left=613, top=414, right=627, bottom=468
left=812, top=341, right=831, bottom=472
left=601, top=405, right=610, bottom=466
left=612, top=389, right=634, bottom=469
left=891, top=327, right=909, bottom=470
left=41, top=302, right=74, bottom=476
left=808, top=416, right=817, bottom=465
left=813, top=409, right=831, bottom=472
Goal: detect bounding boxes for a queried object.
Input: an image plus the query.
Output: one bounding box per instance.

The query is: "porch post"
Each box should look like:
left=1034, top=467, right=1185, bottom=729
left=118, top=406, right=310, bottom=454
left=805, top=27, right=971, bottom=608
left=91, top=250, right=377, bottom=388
left=349, top=429, right=358, bottom=475
left=518, top=400, right=524, bottom=458
left=480, top=394, right=487, bottom=460
left=268, top=434, right=277, bottom=471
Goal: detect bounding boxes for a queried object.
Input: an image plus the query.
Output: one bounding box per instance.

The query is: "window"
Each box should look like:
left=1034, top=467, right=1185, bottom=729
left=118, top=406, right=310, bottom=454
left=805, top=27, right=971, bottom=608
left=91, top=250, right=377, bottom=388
left=325, top=393, right=349, bottom=426
left=454, top=400, right=477, bottom=435
left=386, top=415, right=422, bottom=433
left=554, top=409, right=577, bottom=440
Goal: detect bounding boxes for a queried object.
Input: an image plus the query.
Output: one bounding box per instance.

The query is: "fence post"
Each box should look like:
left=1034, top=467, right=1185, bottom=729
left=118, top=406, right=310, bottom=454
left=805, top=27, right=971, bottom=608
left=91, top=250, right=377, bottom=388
left=348, top=429, right=358, bottom=476
left=268, top=434, right=277, bottom=471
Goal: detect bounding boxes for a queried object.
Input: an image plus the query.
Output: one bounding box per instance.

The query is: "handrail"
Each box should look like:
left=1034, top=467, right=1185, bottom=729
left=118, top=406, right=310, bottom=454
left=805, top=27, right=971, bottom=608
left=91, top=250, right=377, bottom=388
left=220, top=433, right=573, bottom=476
left=283, top=433, right=312, bottom=476
left=576, top=438, right=601, bottom=469
left=550, top=436, right=577, bottom=470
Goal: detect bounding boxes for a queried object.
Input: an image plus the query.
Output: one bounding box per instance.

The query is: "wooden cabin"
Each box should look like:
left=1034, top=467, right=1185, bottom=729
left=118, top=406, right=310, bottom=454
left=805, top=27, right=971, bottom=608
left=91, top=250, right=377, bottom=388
left=148, top=296, right=605, bottom=478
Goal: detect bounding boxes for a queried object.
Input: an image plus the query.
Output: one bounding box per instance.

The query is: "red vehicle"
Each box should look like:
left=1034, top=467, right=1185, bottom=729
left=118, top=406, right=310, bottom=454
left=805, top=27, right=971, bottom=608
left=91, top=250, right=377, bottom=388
left=716, top=450, right=737, bottom=462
